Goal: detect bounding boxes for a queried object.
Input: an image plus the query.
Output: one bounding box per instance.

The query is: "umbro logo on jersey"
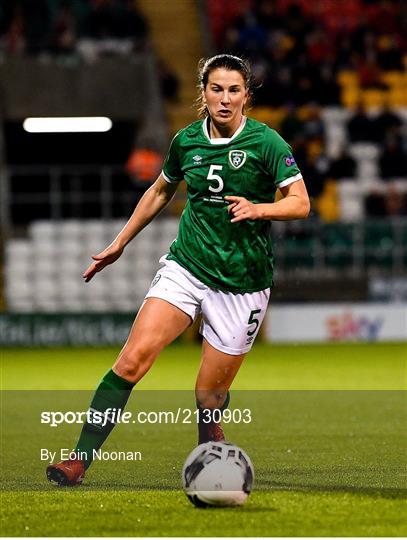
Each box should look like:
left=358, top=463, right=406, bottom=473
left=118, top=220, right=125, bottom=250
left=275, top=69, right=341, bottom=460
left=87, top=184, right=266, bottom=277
left=229, top=150, right=247, bottom=169
left=151, top=274, right=161, bottom=288
left=193, top=155, right=202, bottom=163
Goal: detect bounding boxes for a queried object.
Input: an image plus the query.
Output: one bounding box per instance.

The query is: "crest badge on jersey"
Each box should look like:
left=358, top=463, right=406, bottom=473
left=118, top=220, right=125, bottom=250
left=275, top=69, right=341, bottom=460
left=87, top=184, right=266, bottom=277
left=229, top=150, right=247, bottom=169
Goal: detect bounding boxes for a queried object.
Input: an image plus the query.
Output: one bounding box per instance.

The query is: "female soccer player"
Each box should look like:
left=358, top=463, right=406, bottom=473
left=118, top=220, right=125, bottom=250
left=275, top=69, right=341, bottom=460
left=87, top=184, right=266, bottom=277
left=47, top=54, right=310, bottom=486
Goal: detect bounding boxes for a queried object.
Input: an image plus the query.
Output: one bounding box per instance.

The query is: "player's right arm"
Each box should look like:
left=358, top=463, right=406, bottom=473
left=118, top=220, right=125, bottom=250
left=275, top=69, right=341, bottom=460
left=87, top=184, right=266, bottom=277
left=83, top=174, right=180, bottom=282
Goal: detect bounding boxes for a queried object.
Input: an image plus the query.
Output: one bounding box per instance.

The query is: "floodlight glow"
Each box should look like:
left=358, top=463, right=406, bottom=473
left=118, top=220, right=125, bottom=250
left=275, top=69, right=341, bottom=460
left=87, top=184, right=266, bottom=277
left=23, top=117, right=113, bottom=133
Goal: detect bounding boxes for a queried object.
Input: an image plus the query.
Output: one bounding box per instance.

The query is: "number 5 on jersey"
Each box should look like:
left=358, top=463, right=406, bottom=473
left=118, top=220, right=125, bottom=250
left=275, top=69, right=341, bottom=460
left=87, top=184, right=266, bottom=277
left=207, top=165, right=224, bottom=193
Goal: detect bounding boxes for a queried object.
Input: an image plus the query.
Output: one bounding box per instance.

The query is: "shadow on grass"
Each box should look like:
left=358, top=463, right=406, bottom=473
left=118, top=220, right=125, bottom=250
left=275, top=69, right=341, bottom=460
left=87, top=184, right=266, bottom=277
left=256, top=479, right=407, bottom=500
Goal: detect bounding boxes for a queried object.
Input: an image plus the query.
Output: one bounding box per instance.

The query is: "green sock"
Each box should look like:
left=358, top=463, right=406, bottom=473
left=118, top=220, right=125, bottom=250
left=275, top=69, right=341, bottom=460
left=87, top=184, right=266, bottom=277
left=75, top=369, right=135, bottom=469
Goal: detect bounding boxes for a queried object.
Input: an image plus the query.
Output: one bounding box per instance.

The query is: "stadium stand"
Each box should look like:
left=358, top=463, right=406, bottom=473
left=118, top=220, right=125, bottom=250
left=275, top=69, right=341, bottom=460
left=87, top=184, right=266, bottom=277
left=1, top=0, right=406, bottom=311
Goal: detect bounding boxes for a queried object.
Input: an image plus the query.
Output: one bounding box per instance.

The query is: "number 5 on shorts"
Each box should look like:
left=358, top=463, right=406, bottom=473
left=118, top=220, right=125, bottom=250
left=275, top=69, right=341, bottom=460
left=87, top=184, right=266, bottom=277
left=247, top=309, right=261, bottom=336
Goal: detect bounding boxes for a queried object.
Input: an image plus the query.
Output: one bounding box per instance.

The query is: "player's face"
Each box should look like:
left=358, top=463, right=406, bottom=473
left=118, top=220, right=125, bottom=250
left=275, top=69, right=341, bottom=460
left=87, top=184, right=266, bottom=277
left=203, top=68, right=248, bottom=133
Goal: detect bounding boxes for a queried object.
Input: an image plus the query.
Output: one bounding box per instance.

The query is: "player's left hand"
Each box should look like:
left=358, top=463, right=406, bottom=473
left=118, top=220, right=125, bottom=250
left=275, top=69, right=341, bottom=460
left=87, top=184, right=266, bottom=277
left=225, top=196, right=259, bottom=223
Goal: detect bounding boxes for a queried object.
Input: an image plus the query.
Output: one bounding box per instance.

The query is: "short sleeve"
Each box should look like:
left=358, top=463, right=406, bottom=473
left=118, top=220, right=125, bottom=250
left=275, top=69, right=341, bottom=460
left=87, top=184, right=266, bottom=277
left=263, top=129, right=303, bottom=188
left=162, top=132, right=183, bottom=183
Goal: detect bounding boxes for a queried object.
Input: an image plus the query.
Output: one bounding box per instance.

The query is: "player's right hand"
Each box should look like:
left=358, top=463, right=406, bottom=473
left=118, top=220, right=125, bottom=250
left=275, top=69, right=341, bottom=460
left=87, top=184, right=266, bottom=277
left=83, top=244, right=124, bottom=282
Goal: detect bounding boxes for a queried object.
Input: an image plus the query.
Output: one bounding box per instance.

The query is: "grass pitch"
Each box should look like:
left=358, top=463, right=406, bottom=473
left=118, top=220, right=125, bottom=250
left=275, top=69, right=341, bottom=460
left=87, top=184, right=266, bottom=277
left=1, top=342, right=406, bottom=537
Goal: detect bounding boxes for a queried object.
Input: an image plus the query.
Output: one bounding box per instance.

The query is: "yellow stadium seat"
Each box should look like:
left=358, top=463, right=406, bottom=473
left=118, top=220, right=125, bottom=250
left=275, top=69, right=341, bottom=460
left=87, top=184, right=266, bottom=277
left=250, top=106, right=285, bottom=129
left=337, top=70, right=359, bottom=87
left=315, top=180, right=339, bottom=223
left=296, top=105, right=311, bottom=121
left=341, top=87, right=360, bottom=108
left=308, top=140, right=323, bottom=159
left=361, top=89, right=387, bottom=108
left=381, top=71, right=404, bottom=89
left=388, top=88, right=407, bottom=106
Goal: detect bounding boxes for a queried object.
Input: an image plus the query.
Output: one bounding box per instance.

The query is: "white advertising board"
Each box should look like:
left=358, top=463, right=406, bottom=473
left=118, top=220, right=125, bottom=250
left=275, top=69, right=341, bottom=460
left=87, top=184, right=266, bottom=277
left=265, top=303, right=407, bottom=342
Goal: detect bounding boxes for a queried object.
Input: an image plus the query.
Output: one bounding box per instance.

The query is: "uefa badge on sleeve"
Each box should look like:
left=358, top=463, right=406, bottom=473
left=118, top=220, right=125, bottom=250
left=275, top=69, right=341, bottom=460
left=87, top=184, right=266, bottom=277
left=284, top=155, right=296, bottom=166
left=229, top=150, right=247, bottom=169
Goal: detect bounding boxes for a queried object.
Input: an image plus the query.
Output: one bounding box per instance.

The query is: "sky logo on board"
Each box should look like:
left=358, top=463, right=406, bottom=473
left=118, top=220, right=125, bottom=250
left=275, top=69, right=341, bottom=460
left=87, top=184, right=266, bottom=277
left=326, top=311, right=384, bottom=341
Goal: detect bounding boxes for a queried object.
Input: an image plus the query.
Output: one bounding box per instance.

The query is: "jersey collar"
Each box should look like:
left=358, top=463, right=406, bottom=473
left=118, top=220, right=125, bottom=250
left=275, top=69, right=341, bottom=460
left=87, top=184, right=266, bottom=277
left=202, top=116, right=247, bottom=145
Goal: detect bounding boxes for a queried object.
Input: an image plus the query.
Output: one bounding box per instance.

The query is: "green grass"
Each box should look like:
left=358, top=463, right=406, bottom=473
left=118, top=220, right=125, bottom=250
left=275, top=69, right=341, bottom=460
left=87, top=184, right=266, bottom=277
left=2, top=490, right=406, bottom=537
left=1, top=342, right=406, bottom=536
left=2, top=342, right=406, bottom=390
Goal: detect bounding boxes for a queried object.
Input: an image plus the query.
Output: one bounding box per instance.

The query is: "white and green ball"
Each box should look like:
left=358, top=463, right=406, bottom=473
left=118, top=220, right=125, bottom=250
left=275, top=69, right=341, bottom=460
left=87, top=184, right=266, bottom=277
left=182, top=441, right=254, bottom=507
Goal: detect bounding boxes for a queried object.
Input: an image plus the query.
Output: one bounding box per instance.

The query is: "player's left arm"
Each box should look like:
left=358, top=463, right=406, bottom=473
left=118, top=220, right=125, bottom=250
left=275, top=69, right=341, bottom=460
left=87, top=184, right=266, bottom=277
left=225, top=179, right=310, bottom=223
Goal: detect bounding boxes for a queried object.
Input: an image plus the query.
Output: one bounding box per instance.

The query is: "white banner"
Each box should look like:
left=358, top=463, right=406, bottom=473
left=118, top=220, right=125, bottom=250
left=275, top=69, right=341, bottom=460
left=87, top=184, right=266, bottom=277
left=265, top=303, right=407, bottom=342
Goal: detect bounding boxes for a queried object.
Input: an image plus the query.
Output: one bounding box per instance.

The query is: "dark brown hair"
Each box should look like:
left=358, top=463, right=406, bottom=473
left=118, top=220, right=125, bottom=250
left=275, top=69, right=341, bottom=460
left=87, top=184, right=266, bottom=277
left=196, top=54, right=253, bottom=118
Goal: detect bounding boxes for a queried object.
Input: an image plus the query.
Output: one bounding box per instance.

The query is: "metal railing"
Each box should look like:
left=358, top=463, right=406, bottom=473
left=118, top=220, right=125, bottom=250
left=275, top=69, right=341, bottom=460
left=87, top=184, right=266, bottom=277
left=272, top=218, right=407, bottom=278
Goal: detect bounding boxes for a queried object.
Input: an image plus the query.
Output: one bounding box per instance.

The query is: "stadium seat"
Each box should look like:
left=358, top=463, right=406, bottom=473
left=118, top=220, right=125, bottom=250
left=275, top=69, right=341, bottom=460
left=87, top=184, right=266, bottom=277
left=358, top=176, right=381, bottom=194
left=32, top=277, right=59, bottom=300
left=322, top=107, right=351, bottom=123
left=56, top=255, right=84, bottom=278
left=249, top=107, right=285, bottom=128
left=337, top=71, right=359, bottom=87
left=315, top=180, right=340, bottom=222
left=341, top=87, right=360, bottom=108
left=82, top=221, right=107, bottom=235
left=83, top=278, right=106, bottom=296
left=6, top=279, right=32, bottom=300
left=388, top=89, right=406, bottom=107
left=83, top=238, right=107, bottom=255
left=391, top=179, right=407, bottom=194
left=325, top=124, right=347, bottom=157
left=134, top=274, right=154, bottom=291
left=337, top=180, right=365, bottom=221
left=155, top=236, right=175, bottom=255
left=381, top=71, right=404, bottom=89
left=133, top=237, right=157, bottom=258
left=4, top=262, right=30, bottom=283
left=6, top=240, right=32, bottom=260
left=30, top=221, right=57, bottom=242
left=132, top=257, right=157, bottom=275
left=59, top=276, right=83, bottom=298
left=361, top=89, right=387, bottom=108
left=357, top=159, right=379, bottom=179
left=33, top=240, right=57, bottom=258
left=348, top=143, right=380, bottom=160
left=32, top=256, right=58, bottom=279
left=58, top=220, right=83, bottom=239
left=59, top=239, right=84, bottom=256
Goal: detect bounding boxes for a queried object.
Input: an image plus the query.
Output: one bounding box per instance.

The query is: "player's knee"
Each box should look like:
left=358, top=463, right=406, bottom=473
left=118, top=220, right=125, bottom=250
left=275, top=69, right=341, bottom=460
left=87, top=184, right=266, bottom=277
left=114, top=343, right=158, bottom=382
left=195, top=389, right=228, bottom=410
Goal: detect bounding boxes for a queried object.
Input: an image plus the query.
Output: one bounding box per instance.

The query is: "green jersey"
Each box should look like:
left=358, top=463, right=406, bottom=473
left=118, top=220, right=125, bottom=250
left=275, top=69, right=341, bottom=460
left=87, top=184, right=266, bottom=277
left=162, top=116, right=302, bottom=293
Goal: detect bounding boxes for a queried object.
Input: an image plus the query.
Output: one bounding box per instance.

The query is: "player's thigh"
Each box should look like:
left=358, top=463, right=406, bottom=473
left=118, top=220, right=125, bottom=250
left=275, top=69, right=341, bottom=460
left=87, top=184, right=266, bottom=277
left=195, top=338, right=245, bottom=409
left=130, top=297, right=191, bottom=348
left=200, top=287, right=270, bottom=356
left=116, top=255, right=203, bottom=366
left=113, top=298, right=191, bottom=377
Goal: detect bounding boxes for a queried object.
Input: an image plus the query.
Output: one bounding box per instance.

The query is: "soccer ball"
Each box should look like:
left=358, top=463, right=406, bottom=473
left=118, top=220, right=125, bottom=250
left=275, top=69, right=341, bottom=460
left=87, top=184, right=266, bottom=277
left=182, top=441, right=254, bottom=507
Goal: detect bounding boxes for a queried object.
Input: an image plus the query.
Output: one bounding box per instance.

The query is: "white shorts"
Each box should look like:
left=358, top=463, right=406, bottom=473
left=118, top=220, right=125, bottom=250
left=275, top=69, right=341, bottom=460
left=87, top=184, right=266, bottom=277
left=145, top=256, right=270, bottom=355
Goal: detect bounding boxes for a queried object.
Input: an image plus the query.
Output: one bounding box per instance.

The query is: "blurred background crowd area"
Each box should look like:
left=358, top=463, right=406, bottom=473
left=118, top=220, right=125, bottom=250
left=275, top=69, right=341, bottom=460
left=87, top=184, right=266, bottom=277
left=210, top=0, right=407, bottom=221
left=0, top=0, right=406, bottom=312
left=210, top=0, right=406, bottom=107
left=0, top=0, right=149, bottom=61
left=1, top=0, right=406, bottom=222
